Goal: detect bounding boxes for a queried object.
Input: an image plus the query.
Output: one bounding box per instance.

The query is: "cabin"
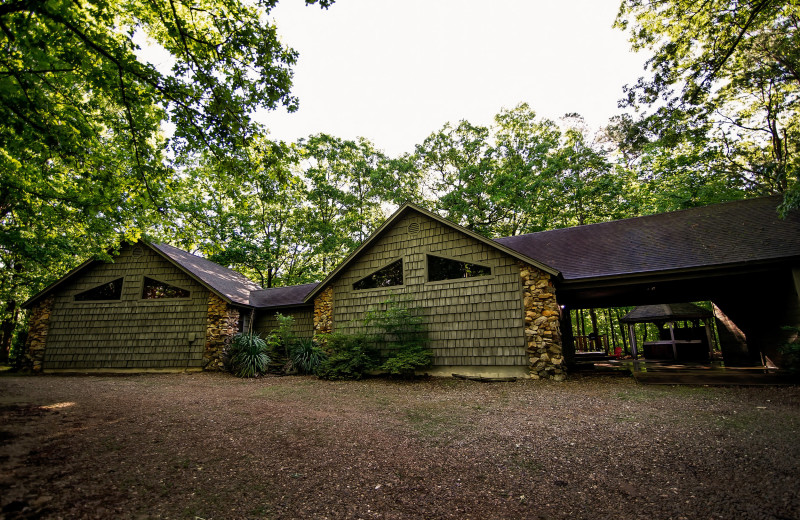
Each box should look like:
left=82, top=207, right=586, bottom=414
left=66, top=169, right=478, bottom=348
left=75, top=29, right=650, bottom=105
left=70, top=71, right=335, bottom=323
left=21, top=242, right=260, bottom=372
left=21, top=196, right=800, bottom=377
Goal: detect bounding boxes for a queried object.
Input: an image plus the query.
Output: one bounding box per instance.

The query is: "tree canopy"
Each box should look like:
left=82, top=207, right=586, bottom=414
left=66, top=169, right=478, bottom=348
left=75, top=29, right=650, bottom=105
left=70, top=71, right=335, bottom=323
left=614, top=0, right=799, bottom=211
left=0, top=0, right=330, bottom=357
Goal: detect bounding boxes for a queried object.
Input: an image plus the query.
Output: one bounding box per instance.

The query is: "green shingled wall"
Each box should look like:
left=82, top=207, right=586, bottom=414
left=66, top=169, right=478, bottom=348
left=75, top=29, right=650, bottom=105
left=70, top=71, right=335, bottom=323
left=44, top=244, right=210, bottom=370
left=254, top=307, right=314, bottom=338
left=330, top=212, right=527, bottom=367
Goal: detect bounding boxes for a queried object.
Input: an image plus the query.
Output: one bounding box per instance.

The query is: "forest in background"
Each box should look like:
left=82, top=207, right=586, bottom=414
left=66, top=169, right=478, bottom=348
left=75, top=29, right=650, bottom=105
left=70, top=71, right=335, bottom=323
left=1, top=0, right=798, bottom=358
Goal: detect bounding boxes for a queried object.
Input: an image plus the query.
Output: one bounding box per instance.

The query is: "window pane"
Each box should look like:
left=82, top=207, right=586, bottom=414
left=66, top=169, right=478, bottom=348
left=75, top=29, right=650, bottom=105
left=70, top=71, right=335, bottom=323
left=75, top=278, right=124, bottom=301
left=427, top=255, right=491, bottom=282
left=353, top=259, right=403, bottom=290
left=142, top=277, right=190, bottom=299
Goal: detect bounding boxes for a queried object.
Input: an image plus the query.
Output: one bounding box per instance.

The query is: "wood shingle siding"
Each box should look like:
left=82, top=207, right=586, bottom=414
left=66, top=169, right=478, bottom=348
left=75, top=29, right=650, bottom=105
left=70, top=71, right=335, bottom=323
left=254, top=308, right=314, bottom=338
left=44, top=245, right=210, bottom=370
left=330, top=213, right=527, bottom=368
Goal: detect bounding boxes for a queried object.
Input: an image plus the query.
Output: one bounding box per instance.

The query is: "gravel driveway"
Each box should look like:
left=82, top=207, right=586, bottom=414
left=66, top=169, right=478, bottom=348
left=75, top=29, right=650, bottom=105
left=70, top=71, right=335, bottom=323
left=0, top=372, right=798, bottom=519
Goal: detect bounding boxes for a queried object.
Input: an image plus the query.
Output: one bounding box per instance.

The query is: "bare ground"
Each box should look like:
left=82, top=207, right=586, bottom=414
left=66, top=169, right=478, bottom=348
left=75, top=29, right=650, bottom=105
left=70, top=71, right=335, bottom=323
left=0, top=372, right=798, bottom=520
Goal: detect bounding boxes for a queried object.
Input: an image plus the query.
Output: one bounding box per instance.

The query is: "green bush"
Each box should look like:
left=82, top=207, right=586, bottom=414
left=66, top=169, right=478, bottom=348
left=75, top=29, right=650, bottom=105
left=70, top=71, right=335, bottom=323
left=225, top=333, right=271, bottom=378
left=379, top=344, right=433, bottom=376
left=289, top=338, right=327, bottom=375
left=265, top=313, right=296, bottom=374
left=779, top=326, right=800, bottom=373
left=316, top=333, right=380, bottom=380
left=366, top=296, right=431, bottom=377
left=316, top=296, right=432, bottom=380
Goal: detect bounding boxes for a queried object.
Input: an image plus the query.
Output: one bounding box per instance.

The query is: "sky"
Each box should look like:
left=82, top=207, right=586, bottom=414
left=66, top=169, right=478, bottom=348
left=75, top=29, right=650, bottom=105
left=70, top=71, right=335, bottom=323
left=259, top=0, right=650, bottom=156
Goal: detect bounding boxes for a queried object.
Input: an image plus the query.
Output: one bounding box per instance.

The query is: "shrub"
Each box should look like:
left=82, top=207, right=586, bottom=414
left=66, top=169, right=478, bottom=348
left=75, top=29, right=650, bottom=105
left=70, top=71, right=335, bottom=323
left=365, top=295, right=431, bottom=378
left=379, top=344, right=433, bottom=376
left=289, top=338, right=327, bottom=375
left=316, top=333, right=380, bottom=380
left=265, top=313, right=296, bottom=374
left=316, top=296, right=432, bottom=380
left=779, top=326, right=800, bottom=373
left=225, top=333, right=271, bottom=378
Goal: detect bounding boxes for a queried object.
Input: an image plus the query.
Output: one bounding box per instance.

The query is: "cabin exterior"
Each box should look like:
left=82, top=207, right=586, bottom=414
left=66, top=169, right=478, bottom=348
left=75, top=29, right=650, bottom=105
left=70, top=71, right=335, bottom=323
left=20, top=196, right=800, bottom=376
left=303, top=207, right=564, bottom=379
left=22, top=241, right=259, bottom=372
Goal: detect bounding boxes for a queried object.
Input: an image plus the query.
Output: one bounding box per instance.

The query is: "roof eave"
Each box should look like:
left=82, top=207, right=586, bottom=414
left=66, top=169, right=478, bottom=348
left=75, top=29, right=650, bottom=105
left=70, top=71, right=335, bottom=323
left=557, top=256, right=800, bottom=290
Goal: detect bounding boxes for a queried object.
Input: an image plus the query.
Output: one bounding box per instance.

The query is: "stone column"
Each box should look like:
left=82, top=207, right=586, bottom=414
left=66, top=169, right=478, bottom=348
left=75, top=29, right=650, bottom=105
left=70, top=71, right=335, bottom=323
left=204, top=294, right=239, bottom=371
left=23, top=295, right=54, bottom=372
left=519, top=262, right=564, bottom=381
left=313, top=286, right=333, bottom=336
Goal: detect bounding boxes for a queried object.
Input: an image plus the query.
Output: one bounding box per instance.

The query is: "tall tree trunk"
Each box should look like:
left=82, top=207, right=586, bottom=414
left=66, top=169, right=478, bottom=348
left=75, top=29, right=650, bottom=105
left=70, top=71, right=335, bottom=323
left=589, top=308, right=599, bottom=350
left=0, top=300, right=18, bottom=363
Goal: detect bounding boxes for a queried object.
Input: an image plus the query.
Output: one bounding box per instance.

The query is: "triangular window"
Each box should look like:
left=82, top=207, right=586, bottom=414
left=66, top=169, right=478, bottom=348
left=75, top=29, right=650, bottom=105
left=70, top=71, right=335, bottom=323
left=427, top=255, right=491, bottom=282
left=353, top=259, right=403, bottom=290
left=74, top=278, right=124, bottom=301
left=142, top=277, right=190, bottom=299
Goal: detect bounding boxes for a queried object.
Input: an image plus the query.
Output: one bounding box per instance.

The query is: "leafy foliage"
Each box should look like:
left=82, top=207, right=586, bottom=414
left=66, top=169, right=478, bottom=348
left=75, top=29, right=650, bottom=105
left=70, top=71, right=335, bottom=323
left=317, top=296, right=432, bottom=380
left=0, top=0, right=330, bottom=359
left=779, top=326, right=800, bottom=374
left=288, top=338, right=328, bottom=375
left=614, top=0, right=799, bottom=210
left=315, top=332, right=380, bottom=380
left=225, top=333, right=271, bottom=378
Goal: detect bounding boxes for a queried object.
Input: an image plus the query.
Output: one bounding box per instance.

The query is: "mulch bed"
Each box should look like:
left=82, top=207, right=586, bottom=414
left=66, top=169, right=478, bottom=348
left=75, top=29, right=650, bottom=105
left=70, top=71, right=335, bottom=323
left=1, top=372, right=798, bottom=519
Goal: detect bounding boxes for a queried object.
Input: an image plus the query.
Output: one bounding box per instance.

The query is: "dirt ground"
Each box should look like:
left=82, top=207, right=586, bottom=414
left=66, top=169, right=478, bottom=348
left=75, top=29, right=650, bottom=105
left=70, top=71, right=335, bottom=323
left=0, top=372, right=798, bottom=520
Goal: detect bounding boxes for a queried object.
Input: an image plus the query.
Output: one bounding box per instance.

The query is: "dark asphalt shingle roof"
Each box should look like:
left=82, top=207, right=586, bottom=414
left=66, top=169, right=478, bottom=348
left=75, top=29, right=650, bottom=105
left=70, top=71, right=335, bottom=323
left=150, top=242, right=263, bottom=306
left=495, top=196, right=800, bottom=281
left=619, top=303, right=713, bottom=323
left=249, top=283, right=319, bottom=309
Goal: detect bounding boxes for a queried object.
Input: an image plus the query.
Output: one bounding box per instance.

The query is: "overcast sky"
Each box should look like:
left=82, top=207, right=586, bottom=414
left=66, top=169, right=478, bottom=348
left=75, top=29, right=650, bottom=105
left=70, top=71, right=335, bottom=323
left=258, top=0, right=649, bottom=156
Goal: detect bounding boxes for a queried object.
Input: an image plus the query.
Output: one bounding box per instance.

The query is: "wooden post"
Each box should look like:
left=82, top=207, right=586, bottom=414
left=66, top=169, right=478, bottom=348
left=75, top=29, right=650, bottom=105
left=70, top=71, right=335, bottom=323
left=704, top=319, right=714, bottom=361
left=617, top=308, right=629, bottom=355
left=607, top=308, right=618, bottom=352
left=628, top=323, right=638, bottom=359
left=669, top=321, right=677, bottom=360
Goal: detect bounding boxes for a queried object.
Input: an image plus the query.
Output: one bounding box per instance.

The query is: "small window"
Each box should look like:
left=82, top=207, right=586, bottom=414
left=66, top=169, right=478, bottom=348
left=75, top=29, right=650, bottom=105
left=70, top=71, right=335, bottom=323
left=353, top=259, right=403, bottom=290
left=427, top=255, right=491, bottom=282
left=142, top=277, right=190, bottom=299
left=75, top=278, right=124, bottom=301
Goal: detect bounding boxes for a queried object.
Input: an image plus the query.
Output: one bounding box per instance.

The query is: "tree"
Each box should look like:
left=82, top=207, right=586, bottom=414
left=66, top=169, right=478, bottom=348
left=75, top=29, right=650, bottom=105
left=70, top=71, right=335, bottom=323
left=299, top=134, right=392, bottom=274
left=614, top=0, right=799, bottom=211
left=413, top=120, right=506, bottom=235
left=0, top=0, right=332, bottom=360
left=160, top=139, right=314, bottom=288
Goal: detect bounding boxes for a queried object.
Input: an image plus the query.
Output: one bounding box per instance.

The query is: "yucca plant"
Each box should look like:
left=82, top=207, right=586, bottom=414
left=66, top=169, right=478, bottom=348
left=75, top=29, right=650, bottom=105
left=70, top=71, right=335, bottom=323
left=226, top=333, right=270, bottom=378
left=289, top=338, right=327, bottom=375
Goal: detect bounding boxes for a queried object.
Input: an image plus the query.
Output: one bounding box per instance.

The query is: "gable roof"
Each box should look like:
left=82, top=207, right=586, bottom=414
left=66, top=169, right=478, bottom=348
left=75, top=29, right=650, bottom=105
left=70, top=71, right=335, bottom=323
left=304, top=202, right=560, bottom=303
left=148, top=242, right=262, bottom=306
left=249, top=283, right=319, bottom=309
left=23, top=240, right=263, bottom=309
left=495, top=196, right=800, bottom=282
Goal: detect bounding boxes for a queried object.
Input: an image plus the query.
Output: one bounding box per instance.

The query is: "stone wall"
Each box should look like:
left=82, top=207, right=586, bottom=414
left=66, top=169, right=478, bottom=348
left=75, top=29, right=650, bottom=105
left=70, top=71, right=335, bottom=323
left=519, top=262, right=564, bottom=381
left=204, top=294, right=240, bottom=370
left=313, top=286, right=333, bottom=336
left=23, top=295, right=54, bottom=372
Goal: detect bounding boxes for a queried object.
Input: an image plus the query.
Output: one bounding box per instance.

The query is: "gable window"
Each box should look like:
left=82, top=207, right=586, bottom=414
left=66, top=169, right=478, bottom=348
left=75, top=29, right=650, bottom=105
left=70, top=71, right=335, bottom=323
left=353, top=259, right=403, bottom=290
left=427, top=255, right=491, bottom=282
left=74, top=278, right=124, bottom=301
left=142, top=277, right=190, bottom=299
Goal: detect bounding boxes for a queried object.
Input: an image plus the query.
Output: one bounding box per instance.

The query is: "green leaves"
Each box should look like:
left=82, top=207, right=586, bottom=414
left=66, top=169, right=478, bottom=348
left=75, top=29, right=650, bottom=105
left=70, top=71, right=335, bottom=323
left=615, top=0, right=799, bottom=208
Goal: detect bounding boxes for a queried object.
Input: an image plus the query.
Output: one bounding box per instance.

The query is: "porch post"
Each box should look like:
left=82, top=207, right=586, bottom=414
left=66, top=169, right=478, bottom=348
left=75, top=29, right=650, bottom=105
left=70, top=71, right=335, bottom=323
left=668, top=321, right=677, bottom=360
left=628, top=323, right=638, bottom=359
